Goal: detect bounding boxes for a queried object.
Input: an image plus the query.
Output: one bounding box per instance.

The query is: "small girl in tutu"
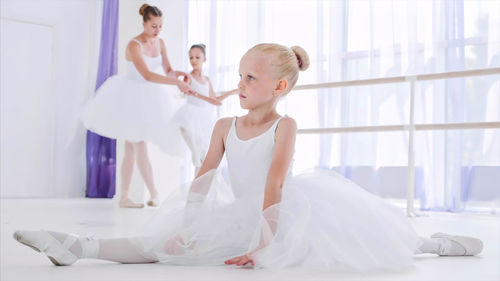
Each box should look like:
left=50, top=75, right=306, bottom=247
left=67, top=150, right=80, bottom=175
left=174, top=44, right=237, bottom=173
left=15, top=43, right=483, bottom=271
left=81, top=4, right=209, bottom=208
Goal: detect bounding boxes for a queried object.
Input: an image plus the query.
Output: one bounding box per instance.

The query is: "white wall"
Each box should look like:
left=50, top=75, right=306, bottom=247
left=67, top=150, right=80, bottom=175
left=1, top=0, right=102, bottom=197
left=0, top=0, right=189, bottom=198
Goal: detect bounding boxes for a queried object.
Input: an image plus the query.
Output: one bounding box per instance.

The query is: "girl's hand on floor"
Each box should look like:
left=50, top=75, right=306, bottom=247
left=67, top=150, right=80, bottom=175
left=224, top=253, right=255, bottom=266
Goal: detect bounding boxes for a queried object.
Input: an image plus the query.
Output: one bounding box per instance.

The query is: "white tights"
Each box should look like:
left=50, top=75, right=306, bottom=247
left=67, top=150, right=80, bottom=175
left=121, top=141, right=158, bottom=200
left=49, top=231, right=157, bottom=263
left=97, top=238, right=157, bottom=263
left=49, top=231, right=443, bottom=264
left=180, top=128, right=203, bottom=175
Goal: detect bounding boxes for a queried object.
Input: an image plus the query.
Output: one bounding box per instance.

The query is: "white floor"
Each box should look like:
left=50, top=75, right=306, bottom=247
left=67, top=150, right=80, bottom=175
left=1, top=198, right=499, bottom=281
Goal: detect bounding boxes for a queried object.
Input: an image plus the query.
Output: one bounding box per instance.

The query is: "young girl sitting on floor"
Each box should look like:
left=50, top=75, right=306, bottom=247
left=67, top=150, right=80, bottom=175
left=14, top=43, right=483, bottom=271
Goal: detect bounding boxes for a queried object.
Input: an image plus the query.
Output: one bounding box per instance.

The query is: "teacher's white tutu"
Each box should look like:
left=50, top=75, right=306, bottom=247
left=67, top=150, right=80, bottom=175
left=81, top=55, right=184, bottom=157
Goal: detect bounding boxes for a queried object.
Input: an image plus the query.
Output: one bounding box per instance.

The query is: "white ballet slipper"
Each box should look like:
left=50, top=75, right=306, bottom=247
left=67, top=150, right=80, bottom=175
left=119, top=198, right=144, bottom=208
left=431, top=233, right=483, bottom=256
left=13, top=230, right=78, bottom=266
left=147, top=197, right=160, bottom=207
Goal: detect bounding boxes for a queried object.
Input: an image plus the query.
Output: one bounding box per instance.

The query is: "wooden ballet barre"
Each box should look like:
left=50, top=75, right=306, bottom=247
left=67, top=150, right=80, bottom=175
left=297, top=122, right=500, bottom=134
left=218, top=67, right=500, bottom=217
left=293, top=67, right=500, bottom=91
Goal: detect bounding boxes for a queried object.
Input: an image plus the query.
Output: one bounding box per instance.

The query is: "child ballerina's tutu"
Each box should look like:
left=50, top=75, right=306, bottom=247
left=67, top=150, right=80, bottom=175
left=173, top=44, right=237, bottom=172
left=14, top=43, right=483, bottom=271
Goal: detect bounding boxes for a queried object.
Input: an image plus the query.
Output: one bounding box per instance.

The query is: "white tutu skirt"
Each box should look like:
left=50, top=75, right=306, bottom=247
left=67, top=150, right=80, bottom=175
left=81, top=75, right=184, bottom=157
left=135, top=169, right=419, bottom=271
left=173, top=102, right=217, bottom=154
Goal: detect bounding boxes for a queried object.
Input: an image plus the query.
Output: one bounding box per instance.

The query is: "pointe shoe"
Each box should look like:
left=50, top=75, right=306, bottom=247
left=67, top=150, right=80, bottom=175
left=431, top=233, right=484, bottom=256
left=13, top=230, right=78, bottom=266
left=147, top=197, right=159, bottom=207
left=119, top=198, right=144, bottom=208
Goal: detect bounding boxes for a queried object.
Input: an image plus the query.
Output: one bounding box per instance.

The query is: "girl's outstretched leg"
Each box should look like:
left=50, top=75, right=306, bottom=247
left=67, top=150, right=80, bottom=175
left=13, top=230, right=157, bottom=265
left=97, top=237, right=157, bottom=263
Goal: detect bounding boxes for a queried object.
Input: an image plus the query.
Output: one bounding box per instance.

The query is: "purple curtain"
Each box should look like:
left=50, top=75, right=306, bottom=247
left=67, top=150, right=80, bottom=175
left=86, top=0, right=119, bottom=198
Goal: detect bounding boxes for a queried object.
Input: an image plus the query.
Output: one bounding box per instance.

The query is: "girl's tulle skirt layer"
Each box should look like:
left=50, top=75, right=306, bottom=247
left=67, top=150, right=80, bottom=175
left=135, top=169, right=419, bottom=271
left=81, top=75, right=185, bottom=157
left=173, top=102, right=217, bottom=153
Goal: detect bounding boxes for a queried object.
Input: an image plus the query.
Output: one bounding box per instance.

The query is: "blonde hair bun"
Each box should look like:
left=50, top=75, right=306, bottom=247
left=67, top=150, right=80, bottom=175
left=247, top=43, right=308, bottom=95
left=291, top=46, right=310, bottom=71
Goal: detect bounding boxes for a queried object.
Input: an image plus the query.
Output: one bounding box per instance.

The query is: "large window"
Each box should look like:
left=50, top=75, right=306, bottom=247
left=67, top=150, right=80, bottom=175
left=187, top=0, right=500, bottom=212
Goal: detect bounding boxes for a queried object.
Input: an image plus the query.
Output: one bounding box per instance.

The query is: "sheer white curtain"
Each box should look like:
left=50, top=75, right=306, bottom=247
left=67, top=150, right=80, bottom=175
left=187, top=0, right=500, bottom=212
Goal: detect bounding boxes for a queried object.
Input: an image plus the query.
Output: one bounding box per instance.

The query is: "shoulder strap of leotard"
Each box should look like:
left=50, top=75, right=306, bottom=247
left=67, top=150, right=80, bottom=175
left=131, top=38, right=143, bottom=48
